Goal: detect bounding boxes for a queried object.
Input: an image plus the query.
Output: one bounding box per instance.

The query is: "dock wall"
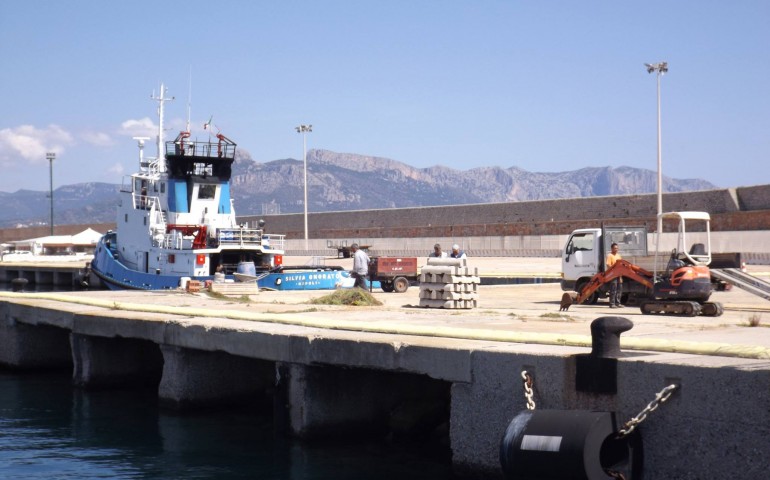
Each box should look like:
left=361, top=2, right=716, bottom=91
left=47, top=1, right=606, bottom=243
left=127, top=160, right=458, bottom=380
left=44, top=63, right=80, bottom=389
left=0, top=264, right=87, bottom=287
left=1, top=298, right=768, bottom=478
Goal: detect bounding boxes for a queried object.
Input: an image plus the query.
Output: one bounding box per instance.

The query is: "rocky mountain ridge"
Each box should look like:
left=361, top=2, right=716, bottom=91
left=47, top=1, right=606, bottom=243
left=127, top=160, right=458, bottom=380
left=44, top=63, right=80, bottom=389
left=0, top=149, right=714, bottom=227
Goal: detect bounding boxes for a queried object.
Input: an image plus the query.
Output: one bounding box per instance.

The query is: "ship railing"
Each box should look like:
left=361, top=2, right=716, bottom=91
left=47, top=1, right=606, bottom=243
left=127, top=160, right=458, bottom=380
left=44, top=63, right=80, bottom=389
left=158, top=230, right=193, bottom=250
left=120, top=176, right=133, bottom=193
left=132, top=192, right=162, bottom=212
left=165, top=139, right=236, bottom=160
left=140, top=158, right=161, bottom=174
left=217, top=228, right=285, bottom=250
left=261, top=234, right=286, bottom=251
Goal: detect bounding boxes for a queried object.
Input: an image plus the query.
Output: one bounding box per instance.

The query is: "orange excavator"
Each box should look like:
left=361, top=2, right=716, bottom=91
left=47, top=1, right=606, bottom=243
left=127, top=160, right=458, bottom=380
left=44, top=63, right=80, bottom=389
left=574, top=256, right=723, bottom=317
left=564, top=211, right=724, bottom=317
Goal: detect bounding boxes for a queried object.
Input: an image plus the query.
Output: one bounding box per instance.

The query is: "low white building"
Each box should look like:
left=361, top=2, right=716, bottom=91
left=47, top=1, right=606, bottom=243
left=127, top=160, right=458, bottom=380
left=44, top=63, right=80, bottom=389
left=3, top=228, right=102, bottom=257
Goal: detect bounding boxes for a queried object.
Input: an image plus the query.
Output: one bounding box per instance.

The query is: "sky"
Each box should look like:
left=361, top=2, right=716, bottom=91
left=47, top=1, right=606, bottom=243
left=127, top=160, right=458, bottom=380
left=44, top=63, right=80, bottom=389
left=0, top=1, right=768, bottom=193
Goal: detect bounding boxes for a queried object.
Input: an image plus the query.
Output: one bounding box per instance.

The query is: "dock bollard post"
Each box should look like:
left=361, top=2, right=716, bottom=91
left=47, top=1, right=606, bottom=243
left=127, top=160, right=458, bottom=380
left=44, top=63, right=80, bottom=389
left=575, top=316, right=633, bottom=394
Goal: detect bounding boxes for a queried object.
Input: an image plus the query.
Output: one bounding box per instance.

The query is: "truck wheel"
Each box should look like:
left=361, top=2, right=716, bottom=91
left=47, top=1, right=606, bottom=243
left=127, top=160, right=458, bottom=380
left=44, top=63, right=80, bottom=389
left=381, top=281, right=395, bottom=293
left=393, top=276, right=409, bottom=293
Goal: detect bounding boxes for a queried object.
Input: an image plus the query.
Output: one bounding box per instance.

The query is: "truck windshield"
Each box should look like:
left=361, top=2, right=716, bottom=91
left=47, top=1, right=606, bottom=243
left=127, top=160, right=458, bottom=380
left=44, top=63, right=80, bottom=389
left=567, top=233, right=594, bottom=253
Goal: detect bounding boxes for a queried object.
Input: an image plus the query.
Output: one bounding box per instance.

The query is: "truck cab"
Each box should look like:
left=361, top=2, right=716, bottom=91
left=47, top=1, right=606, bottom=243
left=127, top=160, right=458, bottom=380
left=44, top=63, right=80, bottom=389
left=561, top=225, right=648, bottom=301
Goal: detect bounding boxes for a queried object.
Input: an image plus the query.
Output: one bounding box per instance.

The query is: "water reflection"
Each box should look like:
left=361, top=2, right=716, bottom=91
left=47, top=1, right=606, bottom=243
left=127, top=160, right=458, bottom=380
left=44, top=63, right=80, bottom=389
left=0, top=371, right=456, bottom=479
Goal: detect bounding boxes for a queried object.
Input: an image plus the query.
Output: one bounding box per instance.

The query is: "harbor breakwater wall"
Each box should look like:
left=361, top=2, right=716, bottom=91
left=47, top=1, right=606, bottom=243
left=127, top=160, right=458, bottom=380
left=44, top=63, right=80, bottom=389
left=243, top=185, right=770, bottom=260
left=3, top=185, right=770, bottom=258
left=244, top=184, right=770, bottom=238
left=1, top=295, right=768, bottom=478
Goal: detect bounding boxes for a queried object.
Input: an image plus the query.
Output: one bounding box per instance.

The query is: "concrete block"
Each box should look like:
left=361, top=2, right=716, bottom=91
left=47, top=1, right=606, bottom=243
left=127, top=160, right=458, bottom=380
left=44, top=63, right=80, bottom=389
left=419, top=282, right=477, bottom=293
left=208, top=281, right=259, bottom=296
left=419, top=290, right=479, bottom=301
left=443, top=275, right=481, bottom=284
left=427, top=257, right=466, bottom=267
left=419, top=298, right=477, bottom=309
left=420, top=265, right=478, bottom=276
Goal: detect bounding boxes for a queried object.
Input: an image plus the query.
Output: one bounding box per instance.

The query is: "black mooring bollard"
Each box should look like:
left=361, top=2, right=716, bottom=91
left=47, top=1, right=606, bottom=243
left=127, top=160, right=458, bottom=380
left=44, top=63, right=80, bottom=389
left=590, top=316, right=634, bottom=358
left=576, top=316, right=634, bottom=394
left=11, top=277, right=28, bottom=292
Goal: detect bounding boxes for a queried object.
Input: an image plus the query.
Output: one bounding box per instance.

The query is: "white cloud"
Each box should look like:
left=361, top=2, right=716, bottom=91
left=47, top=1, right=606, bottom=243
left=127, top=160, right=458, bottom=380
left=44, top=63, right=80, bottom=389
left=118, top=117, right=156, bottom=138
left=0, top=124, right=74, bottom=164
left=82, top=131, right=114, bottom=147
left=107, top=162, right=125, bottom=176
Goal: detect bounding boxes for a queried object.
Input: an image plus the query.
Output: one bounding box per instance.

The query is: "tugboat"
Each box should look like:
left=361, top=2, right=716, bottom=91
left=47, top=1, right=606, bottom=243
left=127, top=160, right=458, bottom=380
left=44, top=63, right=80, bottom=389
left=90, top=85, right=350, bottom=291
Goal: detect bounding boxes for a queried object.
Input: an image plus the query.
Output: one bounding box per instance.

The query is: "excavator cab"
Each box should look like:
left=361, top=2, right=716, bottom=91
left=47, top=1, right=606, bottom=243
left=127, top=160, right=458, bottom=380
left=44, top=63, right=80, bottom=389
left=643, top=211, right=721, bottom=315
left=657, top=211, right=712, bottom=268
left=652, top=258, right=713, bottom=303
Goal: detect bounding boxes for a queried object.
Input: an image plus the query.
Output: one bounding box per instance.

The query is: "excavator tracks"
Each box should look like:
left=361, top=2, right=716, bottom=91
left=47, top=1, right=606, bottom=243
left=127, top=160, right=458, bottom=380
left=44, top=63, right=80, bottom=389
left=699, top=302, right=724, bottom=317
left=639, top=300, right=724, bottom=317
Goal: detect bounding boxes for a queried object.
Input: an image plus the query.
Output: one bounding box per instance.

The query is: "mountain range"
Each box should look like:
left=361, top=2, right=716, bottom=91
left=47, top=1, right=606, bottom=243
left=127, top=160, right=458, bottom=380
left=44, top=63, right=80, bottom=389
left=0, top=149, right=715, bottom=228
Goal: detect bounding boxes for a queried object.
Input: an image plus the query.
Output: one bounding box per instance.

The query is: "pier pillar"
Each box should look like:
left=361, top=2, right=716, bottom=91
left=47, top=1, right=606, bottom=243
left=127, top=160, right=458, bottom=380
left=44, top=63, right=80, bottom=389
left=275, top=362, right=450, bottom=440
left=158, top=345, right=274, bottom=408
left=0, top=318, right=72, bottom=369
left=71, top=333, right=163, bottom=388
left=36, top=270, right=54, bottom=285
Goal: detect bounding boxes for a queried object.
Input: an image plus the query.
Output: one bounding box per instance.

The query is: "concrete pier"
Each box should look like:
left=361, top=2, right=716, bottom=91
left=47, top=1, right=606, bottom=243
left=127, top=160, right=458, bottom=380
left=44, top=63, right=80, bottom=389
left=1, top=272, right=769, bottom=478
left=0, top=262, right=88, bottom=287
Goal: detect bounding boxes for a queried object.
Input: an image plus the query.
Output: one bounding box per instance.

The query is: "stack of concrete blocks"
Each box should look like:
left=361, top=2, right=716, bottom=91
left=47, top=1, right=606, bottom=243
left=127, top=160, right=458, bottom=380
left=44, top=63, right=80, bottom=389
left=419, top=257, right=479, bottom=309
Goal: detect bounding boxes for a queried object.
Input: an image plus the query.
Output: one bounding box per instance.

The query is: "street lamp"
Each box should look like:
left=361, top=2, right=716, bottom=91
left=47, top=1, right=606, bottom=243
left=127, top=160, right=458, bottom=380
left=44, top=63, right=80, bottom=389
left=46, top=152, right=56, bottom=236
left=295, top=124, right=312, bottom=251
left=645, top=61, right=668, bottom=276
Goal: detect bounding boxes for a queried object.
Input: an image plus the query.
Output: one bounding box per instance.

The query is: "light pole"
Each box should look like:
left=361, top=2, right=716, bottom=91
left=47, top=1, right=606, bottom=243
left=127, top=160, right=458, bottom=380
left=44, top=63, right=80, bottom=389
left=645, top=61, right=668, bottom=275
left=46, top=152, right=56, bottom=236
left=295, top=124, right=312, bottom=251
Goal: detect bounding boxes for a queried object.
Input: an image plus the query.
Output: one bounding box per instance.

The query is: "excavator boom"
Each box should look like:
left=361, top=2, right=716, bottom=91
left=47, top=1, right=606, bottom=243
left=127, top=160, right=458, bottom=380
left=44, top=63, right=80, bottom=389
left=576, top=259, right=654, bottom=304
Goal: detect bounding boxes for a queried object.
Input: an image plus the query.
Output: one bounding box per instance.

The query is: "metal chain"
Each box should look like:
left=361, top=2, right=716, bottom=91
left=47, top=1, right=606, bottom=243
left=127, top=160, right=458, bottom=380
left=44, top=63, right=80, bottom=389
left=521, top=370, right=536, bottom=410
left=618, top=384, right=678, bottom=437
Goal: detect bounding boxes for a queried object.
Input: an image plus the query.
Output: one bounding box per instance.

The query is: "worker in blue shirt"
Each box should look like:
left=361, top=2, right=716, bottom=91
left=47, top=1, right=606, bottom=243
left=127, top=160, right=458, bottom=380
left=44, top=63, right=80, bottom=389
left=450, top=244, right=466, bottom=259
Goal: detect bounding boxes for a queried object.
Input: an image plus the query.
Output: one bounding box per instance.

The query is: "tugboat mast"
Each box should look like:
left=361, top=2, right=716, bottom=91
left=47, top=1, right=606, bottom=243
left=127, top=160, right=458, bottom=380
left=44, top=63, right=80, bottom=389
left=151, top=83, right=174, bottom=173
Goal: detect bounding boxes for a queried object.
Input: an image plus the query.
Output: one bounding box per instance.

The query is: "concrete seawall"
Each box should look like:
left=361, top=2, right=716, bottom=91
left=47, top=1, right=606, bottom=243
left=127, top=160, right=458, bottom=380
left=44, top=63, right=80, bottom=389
left=242, top=184, right=770, bottom=242
left=1, top=284, right=769, bottom=479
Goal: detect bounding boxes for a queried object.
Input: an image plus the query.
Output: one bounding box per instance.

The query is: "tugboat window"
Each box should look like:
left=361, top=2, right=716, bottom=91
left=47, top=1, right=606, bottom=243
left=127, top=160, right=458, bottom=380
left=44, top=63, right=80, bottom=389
left=198, top=184, right=216, bottom=199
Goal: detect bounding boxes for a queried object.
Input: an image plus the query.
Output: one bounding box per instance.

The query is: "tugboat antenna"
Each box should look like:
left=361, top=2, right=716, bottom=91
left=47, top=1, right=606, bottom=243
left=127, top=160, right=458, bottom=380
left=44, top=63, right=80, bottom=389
left=186, top=67, right=192, bottom=134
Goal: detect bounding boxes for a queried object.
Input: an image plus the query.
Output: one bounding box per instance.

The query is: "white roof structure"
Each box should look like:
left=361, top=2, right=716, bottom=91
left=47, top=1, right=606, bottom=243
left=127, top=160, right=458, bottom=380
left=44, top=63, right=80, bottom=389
left=9, top=228, right=103, bottom=249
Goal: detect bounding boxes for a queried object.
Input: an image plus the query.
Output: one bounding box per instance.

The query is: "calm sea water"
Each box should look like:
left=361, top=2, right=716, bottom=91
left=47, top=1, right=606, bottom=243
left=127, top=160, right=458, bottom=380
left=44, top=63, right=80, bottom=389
left=0, top=371, right=457, bottom=480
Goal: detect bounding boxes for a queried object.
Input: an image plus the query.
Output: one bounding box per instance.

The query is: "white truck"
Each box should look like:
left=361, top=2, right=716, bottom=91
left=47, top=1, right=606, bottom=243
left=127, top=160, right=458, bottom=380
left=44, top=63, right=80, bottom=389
left=561, top=224, right=651, bottom=304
